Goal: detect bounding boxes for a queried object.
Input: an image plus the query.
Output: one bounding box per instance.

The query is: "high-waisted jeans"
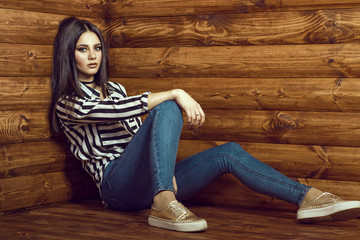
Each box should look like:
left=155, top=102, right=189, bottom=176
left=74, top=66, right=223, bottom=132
left=101, top=101, right=311, bottom=211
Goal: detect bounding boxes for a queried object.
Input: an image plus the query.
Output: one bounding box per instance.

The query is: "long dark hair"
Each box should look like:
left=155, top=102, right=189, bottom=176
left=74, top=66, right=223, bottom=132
left=49, top=17, right=109, bottom=134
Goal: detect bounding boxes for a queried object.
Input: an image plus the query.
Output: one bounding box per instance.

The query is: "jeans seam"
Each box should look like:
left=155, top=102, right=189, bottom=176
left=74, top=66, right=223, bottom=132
left=176, top=154, right=220, bottom=180
left=152, top=106, right=162, bottom=194
left=177, top=152, right=306, bottom=204
left=150, top=103, right=176, bottom=195
left=228, top=154, right=305, bottom=191
left=228, top=153, right=307, bottom=204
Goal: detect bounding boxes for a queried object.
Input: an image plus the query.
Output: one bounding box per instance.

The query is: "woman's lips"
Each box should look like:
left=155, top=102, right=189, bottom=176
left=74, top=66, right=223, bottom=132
left=88, top=63, right=98, bottom=68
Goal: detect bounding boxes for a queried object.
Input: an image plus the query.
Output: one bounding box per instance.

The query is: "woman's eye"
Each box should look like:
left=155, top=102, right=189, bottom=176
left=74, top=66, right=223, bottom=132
left=95, top=46, right=102, bottom=51
left=77, top=48, right=87, bottom=52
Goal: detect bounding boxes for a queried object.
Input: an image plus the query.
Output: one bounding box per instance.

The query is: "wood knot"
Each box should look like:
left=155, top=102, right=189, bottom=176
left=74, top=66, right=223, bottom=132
left=0, top=113, right=31, bottom=144
left=223, top=94, right=231, bottom=99
left=0, top=192, right=4, bottom=201
left=276, top=89, right=287, bottom=98
left=307, top=146, right=333, bottom=179
left=21, top=87, right=29, bottom=96
left=263, top=112, right=303, bottom=143
left=24, top=51, right=38, bottom=63
left=19, top=115, right=30, bottom=133
left=251, top=89, right=260, bottom=95
left=195, top=15, right=215, bottom=30
left=44, top=181, right=52, bottom=191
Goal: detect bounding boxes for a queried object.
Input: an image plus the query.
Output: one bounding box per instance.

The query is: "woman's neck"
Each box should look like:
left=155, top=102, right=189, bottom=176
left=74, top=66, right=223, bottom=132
left=78, top=73, right=95, bottom=84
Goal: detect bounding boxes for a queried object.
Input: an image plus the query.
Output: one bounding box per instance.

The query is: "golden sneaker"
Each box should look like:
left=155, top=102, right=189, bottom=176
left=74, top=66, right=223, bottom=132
left=297, top=192, right=360, bottom=223
left=148, top=200, right=208, bottom=232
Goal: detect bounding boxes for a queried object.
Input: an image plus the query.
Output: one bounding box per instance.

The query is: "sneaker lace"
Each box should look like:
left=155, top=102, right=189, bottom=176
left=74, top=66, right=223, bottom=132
left=170, top=201, right=187, bottom=216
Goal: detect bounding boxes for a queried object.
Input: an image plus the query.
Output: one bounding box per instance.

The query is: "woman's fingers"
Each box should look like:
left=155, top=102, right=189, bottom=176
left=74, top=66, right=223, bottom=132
left=188, top=107, right=205, bottom=131
left=187, top=110, right=196, bottom=128
left=173, top=89, right=205, bottom=131
left=197, top=108, right=206, bottom=127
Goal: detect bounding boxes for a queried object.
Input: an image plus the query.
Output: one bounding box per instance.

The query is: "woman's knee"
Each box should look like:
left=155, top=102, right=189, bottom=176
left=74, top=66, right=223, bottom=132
left=160, top=100, right=181, bottom=112
left=154, top=100, right=183, bottom=121
left=217, top=142, right=253, bottom=162
left=220, top=142, right=244, bottom=153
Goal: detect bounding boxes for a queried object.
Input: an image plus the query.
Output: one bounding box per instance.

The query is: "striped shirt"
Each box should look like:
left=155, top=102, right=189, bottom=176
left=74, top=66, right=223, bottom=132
left=56, top=81, right=150, bottom=190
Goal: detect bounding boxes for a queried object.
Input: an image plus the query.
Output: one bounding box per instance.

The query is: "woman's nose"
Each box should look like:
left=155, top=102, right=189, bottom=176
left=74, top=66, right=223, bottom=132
left=88, top=49, right=96, bottom=59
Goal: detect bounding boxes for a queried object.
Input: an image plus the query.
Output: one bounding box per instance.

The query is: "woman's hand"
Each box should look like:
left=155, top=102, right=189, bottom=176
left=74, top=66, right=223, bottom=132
left=147, top=89, right=205, bottom=132
left=172, top=89, right=205, bottom=132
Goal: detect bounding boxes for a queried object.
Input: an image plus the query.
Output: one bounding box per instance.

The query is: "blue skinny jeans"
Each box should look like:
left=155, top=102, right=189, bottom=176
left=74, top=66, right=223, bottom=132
left=101, top=101, right=311, bottom=211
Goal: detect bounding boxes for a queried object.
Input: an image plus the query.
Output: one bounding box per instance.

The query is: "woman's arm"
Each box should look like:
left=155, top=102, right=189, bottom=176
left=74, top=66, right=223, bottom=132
left=56, top=92, right=149, bottom=124
left=148, top=89, right=205, bottom=131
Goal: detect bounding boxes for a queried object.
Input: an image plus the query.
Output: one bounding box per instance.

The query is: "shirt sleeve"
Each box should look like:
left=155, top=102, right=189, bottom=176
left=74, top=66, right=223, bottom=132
left=56, top=92, right=150, bottom=124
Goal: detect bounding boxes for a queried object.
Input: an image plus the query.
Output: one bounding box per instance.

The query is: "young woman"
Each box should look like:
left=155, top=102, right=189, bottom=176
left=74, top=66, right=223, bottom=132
left=49, top=17, right=360, bottom=232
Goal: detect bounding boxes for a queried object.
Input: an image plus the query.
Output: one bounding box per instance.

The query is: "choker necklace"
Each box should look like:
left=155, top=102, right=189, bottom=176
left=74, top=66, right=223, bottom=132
left=80, top=80, right=95, bottom=84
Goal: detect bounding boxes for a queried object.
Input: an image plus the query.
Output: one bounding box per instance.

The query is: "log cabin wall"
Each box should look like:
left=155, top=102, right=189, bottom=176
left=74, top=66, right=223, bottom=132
left=2, top=0, right=360, bottom=214
left=0, top=0, right=106, bottom=212
left=106, top=0, right=360, bottom=211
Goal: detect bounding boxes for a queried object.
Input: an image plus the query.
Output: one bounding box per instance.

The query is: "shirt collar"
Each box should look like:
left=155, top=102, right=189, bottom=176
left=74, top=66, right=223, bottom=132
left=79, top=82, right=100, bottom=100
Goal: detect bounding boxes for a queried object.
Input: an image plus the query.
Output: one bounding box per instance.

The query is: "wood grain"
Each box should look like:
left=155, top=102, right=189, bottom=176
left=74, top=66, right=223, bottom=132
left=180, top=110, right=360, bottom=147
left=2, top=0, right=360, bottom=219
left=0, top=9, right=106, bottom=45
left=107, top=8, right=360, bottom=48
left=107, top=0, right=360, bottom=17
left=3, top=77, right=360, bottom=112
left=0, top=43, right=52, bottom=77
left=177, top=140, right=360, bottom=182
left=0, top=77, right=50, bottom=110
left=108, top=44, right=360, bottom=78
left=182, top=110, right=360, bottom=147
left=0, top=140, right=77, bottom=178
left=0, top=110, right=50, bottom=144
left=190, top=174, right=360, bottom=211
left=2, top=43, right=360, bottom=79
left=0, top=170, right=98, bottom=212
left=115, top=77, right=360, bottom=112
left=1, top=200, right=360, bottom=240
left=1, top=109, right=360, bottom=148
left=2, top=138, right=360, bottom=182
left=0, top=0, right=105, bottom=18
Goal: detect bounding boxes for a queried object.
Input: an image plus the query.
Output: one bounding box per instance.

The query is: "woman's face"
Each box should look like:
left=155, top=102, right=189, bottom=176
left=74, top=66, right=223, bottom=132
left=74, top=31, right=102, bottom=82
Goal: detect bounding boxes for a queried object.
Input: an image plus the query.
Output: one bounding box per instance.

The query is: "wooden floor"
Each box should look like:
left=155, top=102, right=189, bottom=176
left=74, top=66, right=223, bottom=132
left=1, top=199, right=359, bottom=240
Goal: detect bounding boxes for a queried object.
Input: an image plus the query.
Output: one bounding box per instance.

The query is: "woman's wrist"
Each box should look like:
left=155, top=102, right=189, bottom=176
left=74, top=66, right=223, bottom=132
left=170, top=89, right=184, bottom=101
left=148, top=89, right=184, bottom=110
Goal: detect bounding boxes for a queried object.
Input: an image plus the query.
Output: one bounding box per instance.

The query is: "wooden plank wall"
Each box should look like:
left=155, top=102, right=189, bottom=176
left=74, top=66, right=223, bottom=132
left=2, top=0, right=360, bottom=213
left=0, top=0, right=106, bottom=212
left=106, top=0, right=360, bottom=211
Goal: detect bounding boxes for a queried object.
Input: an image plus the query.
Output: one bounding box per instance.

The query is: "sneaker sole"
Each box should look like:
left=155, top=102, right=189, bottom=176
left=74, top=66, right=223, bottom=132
left=148, top=216, right=208, bottom=232
left=297, top=201, right=360, bottom=223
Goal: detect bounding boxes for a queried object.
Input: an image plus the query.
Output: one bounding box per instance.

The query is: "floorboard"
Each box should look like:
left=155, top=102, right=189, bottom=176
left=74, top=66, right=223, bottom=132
left=0, top=200, right=359, bottom=240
